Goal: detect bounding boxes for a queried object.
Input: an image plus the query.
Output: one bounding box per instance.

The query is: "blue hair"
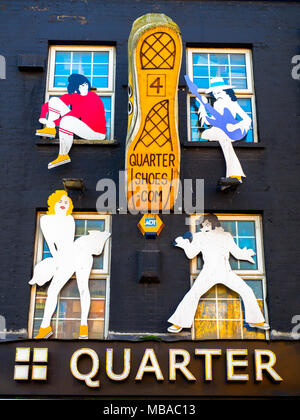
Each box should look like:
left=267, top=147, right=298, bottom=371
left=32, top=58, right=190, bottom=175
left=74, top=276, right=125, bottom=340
left=67, top=74, right=91, bottom=94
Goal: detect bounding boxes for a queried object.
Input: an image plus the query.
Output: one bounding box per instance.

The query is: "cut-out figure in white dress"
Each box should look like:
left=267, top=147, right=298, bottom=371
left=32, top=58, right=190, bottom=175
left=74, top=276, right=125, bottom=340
left=167, top=214, right=269, bottom=333
left=29, top=190, right=111, bottom=339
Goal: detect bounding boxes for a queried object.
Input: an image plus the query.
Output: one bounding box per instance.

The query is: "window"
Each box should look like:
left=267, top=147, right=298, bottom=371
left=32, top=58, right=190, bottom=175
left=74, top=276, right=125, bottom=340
left=189, top=214, right=268, bottom=340
left=46, top=45, right=116, bottom=139
left=187, top=48, right=257, bottom=143
left=28, top=213, right=112, bottom=339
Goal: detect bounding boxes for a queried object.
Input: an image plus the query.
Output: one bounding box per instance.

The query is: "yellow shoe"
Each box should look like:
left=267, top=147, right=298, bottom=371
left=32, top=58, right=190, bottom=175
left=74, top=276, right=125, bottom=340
left=167, top=324, right=182, bottom=333
left=249, top=322, right=270, bottom=330
left=48, top=154, right=71, bottom=169
left=34, top=326, right=53, bottom=339
left=79, top=325, right=88, bottom=339
left=36, top=127, right=56, bottom=138
left=125, top=14, right=182, bottom=212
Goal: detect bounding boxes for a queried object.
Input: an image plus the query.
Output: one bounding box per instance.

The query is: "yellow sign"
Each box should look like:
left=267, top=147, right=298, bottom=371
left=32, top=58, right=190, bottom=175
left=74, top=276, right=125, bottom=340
left=138, top=214, right=164, bottom=237
left=126, top=14, right=182, bottom=212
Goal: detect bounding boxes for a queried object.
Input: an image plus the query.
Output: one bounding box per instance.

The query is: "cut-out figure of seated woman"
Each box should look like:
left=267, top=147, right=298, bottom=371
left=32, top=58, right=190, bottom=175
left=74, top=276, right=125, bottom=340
left=36, top=74, right=106, bottom=169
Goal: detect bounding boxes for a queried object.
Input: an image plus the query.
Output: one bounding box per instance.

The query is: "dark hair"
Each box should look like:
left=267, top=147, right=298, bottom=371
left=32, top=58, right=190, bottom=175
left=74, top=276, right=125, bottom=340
left=201, top=213, right=221, bottom=230
left=67, top=73, right=91, bottom=94
left=210, top=88, right=237, bottom=102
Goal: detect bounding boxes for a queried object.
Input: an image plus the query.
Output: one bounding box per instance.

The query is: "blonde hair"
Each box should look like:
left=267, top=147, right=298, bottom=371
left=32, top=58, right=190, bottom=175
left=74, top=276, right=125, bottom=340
left=46, top=190, right=74, bottom=215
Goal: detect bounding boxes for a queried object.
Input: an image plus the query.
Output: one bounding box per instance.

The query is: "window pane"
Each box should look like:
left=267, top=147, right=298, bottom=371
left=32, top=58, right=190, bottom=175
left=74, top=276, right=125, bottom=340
left=220, top=221, right=237, bottom=236
left=238, top=98, right=252, bottom=113
left=72, top=63, right=92, bottom=76
left=60, top=280, right=80, bottom=298
left=232, top=78, right=247, bottom=89
left=75, top=219, right=86, bottom=236
left=238, top=237, right=258, bottom=270
left=210, top=65, right=229, bottom=78
left=55, top=51, right=71, bottom=63
left=245, top=280, right=263, bottom=299
left=87, top=219, right=105, bottom=231
left=55, top=63, right=71, bottom=76
left=191, top=128, right=201, bottom=142
left=192, top=53, right=208, bottom=65
left=230, top=54, right=246, bottom=65
left=193, top=66, right=209, bottom=77
left=42, top=240, right=52, bottom=260
left=219, top=321, right=242, bottom=339
left=93, top=64, right=109, bottom=76
left=244, top=129, right=253, bottom=143
left=56, top=320, right=80, bottom=339
left=218, top=299, right=241, bottom=320
left=193, top=77, right=209, bottom=89
left=93, top=254, right=104, bottom=270
left=88, top=320, right=104, bottom=339
left=93, top=51, right=109, bottom=63
left=89, top=300, right=105, bottom=319
left=90, top=279, right=106, bottom=298
left=36, top=285, right=48, bottom=298
left=229, top=255, right=239, bottom=270
left=100, top=96, right=112, bottom=139
left=72, top=51, right=92, bottom=63
left=92, top=76, right=109, bottom=88
left=54, top=76, right=69, bottom=88
left=237, top=99, right=253, bottom=142
left=195, top=300, right=216, bottom=319
left=231, top=66, right=247, bottom=77
left=58, top=299, right=81, bottom=319
left=194, top=320, right=218, bottom=339
left=34, top=298, right=46, bottom=318
left=210, top=53, right=228, bottom=65
left=190, top=110, right=199, bottom=127
left=217, top=284, right=239, bottom=299
left=238, top=221, right=256, bottom=237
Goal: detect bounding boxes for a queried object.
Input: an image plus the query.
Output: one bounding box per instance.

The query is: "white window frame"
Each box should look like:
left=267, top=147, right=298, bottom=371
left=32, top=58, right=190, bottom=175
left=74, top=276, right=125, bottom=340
left=188, top=213, right=269, bottom=340
left=46, top=45, right=116, bottom=140
left=28, top=212, right=112, bottom=339
left=186, top=48, right=258, bottom=143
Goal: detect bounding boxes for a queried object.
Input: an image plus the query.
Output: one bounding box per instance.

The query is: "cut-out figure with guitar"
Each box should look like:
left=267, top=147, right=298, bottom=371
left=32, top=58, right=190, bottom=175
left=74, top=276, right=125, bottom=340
left=185, top=75, right=252, bottom=190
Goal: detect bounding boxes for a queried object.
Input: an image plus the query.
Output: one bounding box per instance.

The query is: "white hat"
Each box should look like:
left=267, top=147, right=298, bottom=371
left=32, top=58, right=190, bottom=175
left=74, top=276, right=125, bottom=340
left=205, top=77, right=234, bottom=93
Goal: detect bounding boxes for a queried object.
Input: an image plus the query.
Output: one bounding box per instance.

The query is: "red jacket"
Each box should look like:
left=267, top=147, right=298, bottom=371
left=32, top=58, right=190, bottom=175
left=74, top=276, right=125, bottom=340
left=40, top=91, right=106, bottom=134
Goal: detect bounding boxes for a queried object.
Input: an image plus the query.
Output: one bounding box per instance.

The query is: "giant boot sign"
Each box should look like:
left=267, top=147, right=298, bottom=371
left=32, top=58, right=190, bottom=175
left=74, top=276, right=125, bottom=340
left=125, top=14, right=182, bottom=212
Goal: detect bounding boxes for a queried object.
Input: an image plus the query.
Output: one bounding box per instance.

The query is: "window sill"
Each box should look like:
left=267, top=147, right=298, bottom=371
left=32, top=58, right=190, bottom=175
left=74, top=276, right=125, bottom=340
left=36, top=138, right=120, bottom=146
left=182, top=141, right=265, bottom=148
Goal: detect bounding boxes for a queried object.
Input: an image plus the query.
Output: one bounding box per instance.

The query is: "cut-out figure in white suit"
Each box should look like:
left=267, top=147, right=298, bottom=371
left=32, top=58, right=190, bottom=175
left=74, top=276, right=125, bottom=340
left=29, top=190, right=111, bottom=339
left=167, top=214, right=269, bottom=333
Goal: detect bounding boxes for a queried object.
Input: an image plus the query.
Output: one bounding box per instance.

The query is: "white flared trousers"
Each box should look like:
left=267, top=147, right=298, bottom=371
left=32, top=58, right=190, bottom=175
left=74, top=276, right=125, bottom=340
left=47, top=97, right=105, bottom=155
left=201, top=127, right=246, bottom=178
left=168, top=272, right=265, bottom=328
